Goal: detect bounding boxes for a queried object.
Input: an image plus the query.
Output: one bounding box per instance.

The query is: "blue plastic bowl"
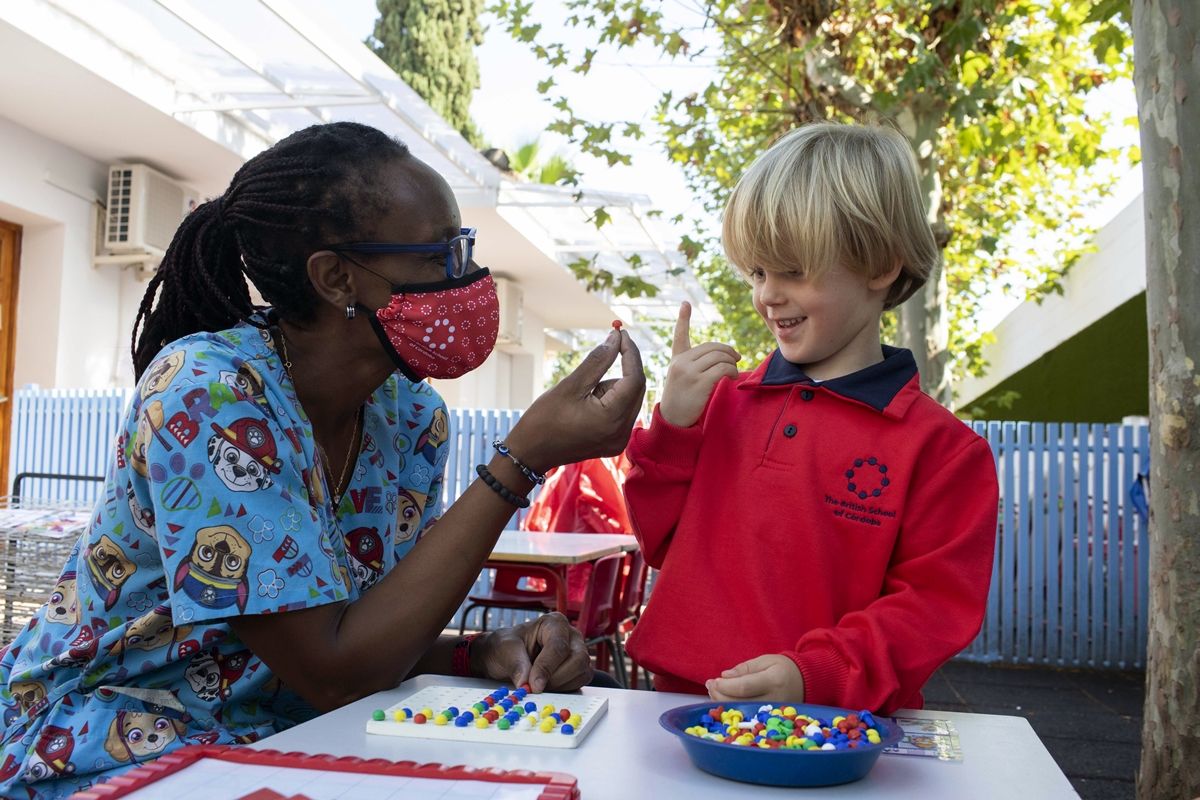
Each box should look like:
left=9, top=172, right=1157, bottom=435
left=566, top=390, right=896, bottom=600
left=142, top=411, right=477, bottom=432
left=659, top=702, right=904, bottom=787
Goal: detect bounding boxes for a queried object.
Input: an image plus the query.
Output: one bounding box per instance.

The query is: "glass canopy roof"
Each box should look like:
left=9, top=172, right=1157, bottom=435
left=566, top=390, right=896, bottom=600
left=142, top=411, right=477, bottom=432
left=33, top=0, right=715, bottom=329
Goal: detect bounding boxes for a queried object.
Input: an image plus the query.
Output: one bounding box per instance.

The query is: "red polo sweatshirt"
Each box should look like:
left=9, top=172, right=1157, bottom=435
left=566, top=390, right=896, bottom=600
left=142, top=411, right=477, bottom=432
left=624, top=347, right=998, bottom=714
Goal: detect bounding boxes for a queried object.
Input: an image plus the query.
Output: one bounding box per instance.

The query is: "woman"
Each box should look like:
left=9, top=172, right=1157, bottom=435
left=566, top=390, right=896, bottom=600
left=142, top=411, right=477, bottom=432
left=0, top=122, right=644, bottom=797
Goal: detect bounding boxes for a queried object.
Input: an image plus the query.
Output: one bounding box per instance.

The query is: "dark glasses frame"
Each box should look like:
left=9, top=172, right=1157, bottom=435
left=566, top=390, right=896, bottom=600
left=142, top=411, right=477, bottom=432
left=328, top=227, right=476, bottom=281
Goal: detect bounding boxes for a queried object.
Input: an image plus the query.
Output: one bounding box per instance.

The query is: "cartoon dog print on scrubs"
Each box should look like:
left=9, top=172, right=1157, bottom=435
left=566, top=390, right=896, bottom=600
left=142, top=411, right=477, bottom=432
left=139, top=352, right=185, bottom=401
left=219, top=651, right=251, bottom=701
left=217, top=362, right=265, bottom=401
left=126, top=484, right=156, bottom=540
left=44, top=571, right=79, bottom=626
left=188, top=648, right=252, bottom=702
left=104, top=711, right=185, bottom=763
left=129, top=401, right=166, bottom=479
left=47, top=624, right=98, bottom=669
left=173, top=525, right=252, bottom=613
left=9, top=680, right=47, bottom=717
left=394, top=489, right=427, bottom=544
left=207, top=419, right=282, bottom=493
left=184, top=651, right=221, bottom=702
left=85, top=535, right=138, bottom=611
left=414, top=407, right=448, bottom=465
left=22, top=725, right=75, bottom=781
left=344, top=527, right=384, bottom=590
left=109, top=607, right=192, bottom=657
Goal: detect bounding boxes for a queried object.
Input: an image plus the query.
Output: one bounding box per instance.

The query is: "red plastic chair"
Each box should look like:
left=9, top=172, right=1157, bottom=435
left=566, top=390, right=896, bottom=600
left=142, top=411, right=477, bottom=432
left=573, top=553, right=626, bottom=687
left=457, top=565, right=562, bottom=634
left=613, top=551, right=650, bottom=688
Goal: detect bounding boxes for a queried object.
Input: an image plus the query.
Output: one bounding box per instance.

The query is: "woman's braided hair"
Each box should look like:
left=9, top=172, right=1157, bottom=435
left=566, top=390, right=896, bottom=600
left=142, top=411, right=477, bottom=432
left=131, top=121, right=409, bottom=380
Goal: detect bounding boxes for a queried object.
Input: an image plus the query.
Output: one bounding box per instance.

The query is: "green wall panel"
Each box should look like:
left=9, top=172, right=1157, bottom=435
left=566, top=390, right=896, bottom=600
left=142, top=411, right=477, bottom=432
left=963, top=293, right=1148, bottom=422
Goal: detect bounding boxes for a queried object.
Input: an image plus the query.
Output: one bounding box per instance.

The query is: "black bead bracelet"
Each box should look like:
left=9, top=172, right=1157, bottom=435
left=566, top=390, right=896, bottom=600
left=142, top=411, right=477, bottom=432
left=475, top=463, right=531, bottom=508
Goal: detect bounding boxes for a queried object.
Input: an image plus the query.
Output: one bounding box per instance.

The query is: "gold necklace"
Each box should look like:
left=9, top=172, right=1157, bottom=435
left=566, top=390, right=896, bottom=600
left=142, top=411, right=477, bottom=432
left=276, top=328, right=361, bottom=504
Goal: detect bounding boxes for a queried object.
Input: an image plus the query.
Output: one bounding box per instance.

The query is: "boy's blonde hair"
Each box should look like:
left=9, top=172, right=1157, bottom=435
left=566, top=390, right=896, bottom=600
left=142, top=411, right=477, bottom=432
left=722, top=122, right=939, bottom=309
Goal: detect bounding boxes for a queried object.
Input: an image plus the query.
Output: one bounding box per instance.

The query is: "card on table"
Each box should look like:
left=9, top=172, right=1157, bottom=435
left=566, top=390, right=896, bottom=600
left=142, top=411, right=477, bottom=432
left=884, top=717, right=963, bottom=761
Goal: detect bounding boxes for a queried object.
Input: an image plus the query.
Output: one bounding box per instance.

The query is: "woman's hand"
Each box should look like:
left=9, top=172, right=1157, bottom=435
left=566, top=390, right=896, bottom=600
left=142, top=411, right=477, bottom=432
left=471, top=613, right=593, bottom=692
left=505, top=328, right=645, bottom=473
left=660, top=302, right=740, bottom=428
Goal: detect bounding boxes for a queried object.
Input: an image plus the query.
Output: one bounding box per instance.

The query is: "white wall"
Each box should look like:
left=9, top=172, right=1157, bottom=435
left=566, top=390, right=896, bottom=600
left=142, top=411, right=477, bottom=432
left=956, top=194, right=1147, bottom=405
left=0, top=115, right=140, bottom=389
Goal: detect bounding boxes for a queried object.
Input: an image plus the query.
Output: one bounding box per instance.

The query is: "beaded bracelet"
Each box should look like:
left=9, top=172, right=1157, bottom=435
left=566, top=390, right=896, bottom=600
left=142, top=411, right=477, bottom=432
left=492, top=439, right=546, bottom=485
left=452, top=633, right=481, bottom=677
left=475, top=463, right=531, bottom=508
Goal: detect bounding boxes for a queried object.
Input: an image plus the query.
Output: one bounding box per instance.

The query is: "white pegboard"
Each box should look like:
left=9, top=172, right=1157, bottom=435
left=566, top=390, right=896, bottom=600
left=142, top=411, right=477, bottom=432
left=366, top=685, right=607, bottom=749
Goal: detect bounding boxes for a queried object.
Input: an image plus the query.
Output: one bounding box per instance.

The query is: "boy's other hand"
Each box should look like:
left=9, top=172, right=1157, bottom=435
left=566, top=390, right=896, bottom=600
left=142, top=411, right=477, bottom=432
left=705, top=654, right=805, bottom=703
left=660, top=301, right=741, bottom=428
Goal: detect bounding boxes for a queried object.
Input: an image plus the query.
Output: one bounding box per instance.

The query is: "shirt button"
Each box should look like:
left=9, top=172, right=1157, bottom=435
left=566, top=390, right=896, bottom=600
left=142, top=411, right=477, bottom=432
left=783, top=424, right=797, bottom=437
left=801, top=390, right=815, bottom=401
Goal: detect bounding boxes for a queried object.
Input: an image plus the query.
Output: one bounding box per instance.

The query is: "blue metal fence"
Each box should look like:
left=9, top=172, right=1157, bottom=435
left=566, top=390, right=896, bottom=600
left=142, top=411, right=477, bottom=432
left=6, top=388, right=1150, bottom=668
left=961, top=421, right=1150, bottom=669
left=7, top=387, right=133, bottom=504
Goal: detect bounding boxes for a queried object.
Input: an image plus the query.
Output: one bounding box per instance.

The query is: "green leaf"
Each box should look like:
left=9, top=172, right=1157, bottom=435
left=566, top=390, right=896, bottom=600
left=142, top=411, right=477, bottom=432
left=1085, top=0, right=1130, bottom=24
left=961, top=53, right=989, bottom=88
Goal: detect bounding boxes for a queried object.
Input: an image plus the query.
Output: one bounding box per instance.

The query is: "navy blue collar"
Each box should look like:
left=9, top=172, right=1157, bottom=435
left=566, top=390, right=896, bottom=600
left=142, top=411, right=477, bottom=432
left=760, top=345, right=918, bottom=412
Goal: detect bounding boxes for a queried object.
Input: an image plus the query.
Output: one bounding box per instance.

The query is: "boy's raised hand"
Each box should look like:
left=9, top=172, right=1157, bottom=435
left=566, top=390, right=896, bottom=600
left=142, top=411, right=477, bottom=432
left=659, top=302, right=741, bottom=428
left=706, top=654, right=806, bottom=703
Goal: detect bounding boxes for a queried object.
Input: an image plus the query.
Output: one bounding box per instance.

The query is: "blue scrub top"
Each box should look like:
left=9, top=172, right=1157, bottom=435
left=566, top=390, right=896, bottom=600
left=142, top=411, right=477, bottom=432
left=0, top=314, right=449, bottom=798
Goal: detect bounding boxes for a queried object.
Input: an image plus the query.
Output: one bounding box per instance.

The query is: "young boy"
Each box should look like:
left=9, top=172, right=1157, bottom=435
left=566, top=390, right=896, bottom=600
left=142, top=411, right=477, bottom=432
left=623, top=123, right=999, bottom=714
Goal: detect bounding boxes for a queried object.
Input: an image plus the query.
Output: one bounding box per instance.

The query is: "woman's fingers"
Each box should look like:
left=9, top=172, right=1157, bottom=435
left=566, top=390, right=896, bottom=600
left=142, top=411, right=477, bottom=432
left=561, top=329, right=622, bottom=395
left=523, top=613, right=590, bottom=693
left=598, top=332, right=645, bottom=412
left=506, top=330, right=643, bottom=469
left=592, top=378, right=618, bottom=399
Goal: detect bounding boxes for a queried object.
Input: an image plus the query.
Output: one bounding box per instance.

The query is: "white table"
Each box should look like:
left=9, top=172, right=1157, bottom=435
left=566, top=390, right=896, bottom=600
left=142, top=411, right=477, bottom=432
left=253, top=675, right=1078, bottom=799
left=482, top=532, right=640, bottom=612
left=490, top=532, right=639, bottom=565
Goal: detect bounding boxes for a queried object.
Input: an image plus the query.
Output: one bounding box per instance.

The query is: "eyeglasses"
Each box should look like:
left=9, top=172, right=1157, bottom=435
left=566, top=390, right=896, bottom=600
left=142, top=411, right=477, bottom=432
left=328, top=227, right=476, bottom=281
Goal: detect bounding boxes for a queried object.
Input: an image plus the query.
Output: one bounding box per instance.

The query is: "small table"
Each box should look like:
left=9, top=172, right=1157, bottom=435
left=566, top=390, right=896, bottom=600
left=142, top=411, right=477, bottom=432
left=481, top=532, right=639, bottom=613
left=254, top=675, right=1079, bottom=799
left=490, top=532, right=639, bottom=565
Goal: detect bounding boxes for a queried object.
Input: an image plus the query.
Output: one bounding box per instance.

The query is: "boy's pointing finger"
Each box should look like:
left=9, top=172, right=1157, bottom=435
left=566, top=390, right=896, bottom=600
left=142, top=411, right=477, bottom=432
left=671, top=301, right=692, bottom=357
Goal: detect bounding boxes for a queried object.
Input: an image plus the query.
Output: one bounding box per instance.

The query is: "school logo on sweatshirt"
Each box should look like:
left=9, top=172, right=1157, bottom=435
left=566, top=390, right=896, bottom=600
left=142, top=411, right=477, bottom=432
left=822, top=456, right=898, bottom=528
left=844, top=456, right=889, bottom=500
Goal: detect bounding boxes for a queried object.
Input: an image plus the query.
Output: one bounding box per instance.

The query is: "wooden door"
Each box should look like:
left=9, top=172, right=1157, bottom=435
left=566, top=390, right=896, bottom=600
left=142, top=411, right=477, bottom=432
left=0, top=221, right=21, bottom=494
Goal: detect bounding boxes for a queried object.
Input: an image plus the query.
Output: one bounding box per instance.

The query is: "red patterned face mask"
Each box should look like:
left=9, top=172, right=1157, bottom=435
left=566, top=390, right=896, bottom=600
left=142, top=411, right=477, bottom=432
left=364, top=269, right=499, bottom=382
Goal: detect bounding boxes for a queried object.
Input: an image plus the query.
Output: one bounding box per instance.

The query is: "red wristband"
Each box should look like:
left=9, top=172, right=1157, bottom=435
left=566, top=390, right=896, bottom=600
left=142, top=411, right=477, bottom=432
left=453, top=633, right=481, bottom=677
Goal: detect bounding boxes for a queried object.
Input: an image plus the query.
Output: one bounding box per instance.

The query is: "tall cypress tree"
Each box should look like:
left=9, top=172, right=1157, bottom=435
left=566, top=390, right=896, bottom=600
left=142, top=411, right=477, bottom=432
left=368, top=0, right=485, bottom=147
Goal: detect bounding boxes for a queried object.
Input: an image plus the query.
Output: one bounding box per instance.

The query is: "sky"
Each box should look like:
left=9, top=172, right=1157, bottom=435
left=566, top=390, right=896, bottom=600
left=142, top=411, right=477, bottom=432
left=310, top=0, right=1142, bottom=332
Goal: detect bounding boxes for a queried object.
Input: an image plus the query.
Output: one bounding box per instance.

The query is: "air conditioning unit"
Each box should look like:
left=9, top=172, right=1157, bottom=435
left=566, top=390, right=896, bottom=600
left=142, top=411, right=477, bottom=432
left=103, top=164, right=197, bottom=258
left=495, top=276, right=524, bottom=347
